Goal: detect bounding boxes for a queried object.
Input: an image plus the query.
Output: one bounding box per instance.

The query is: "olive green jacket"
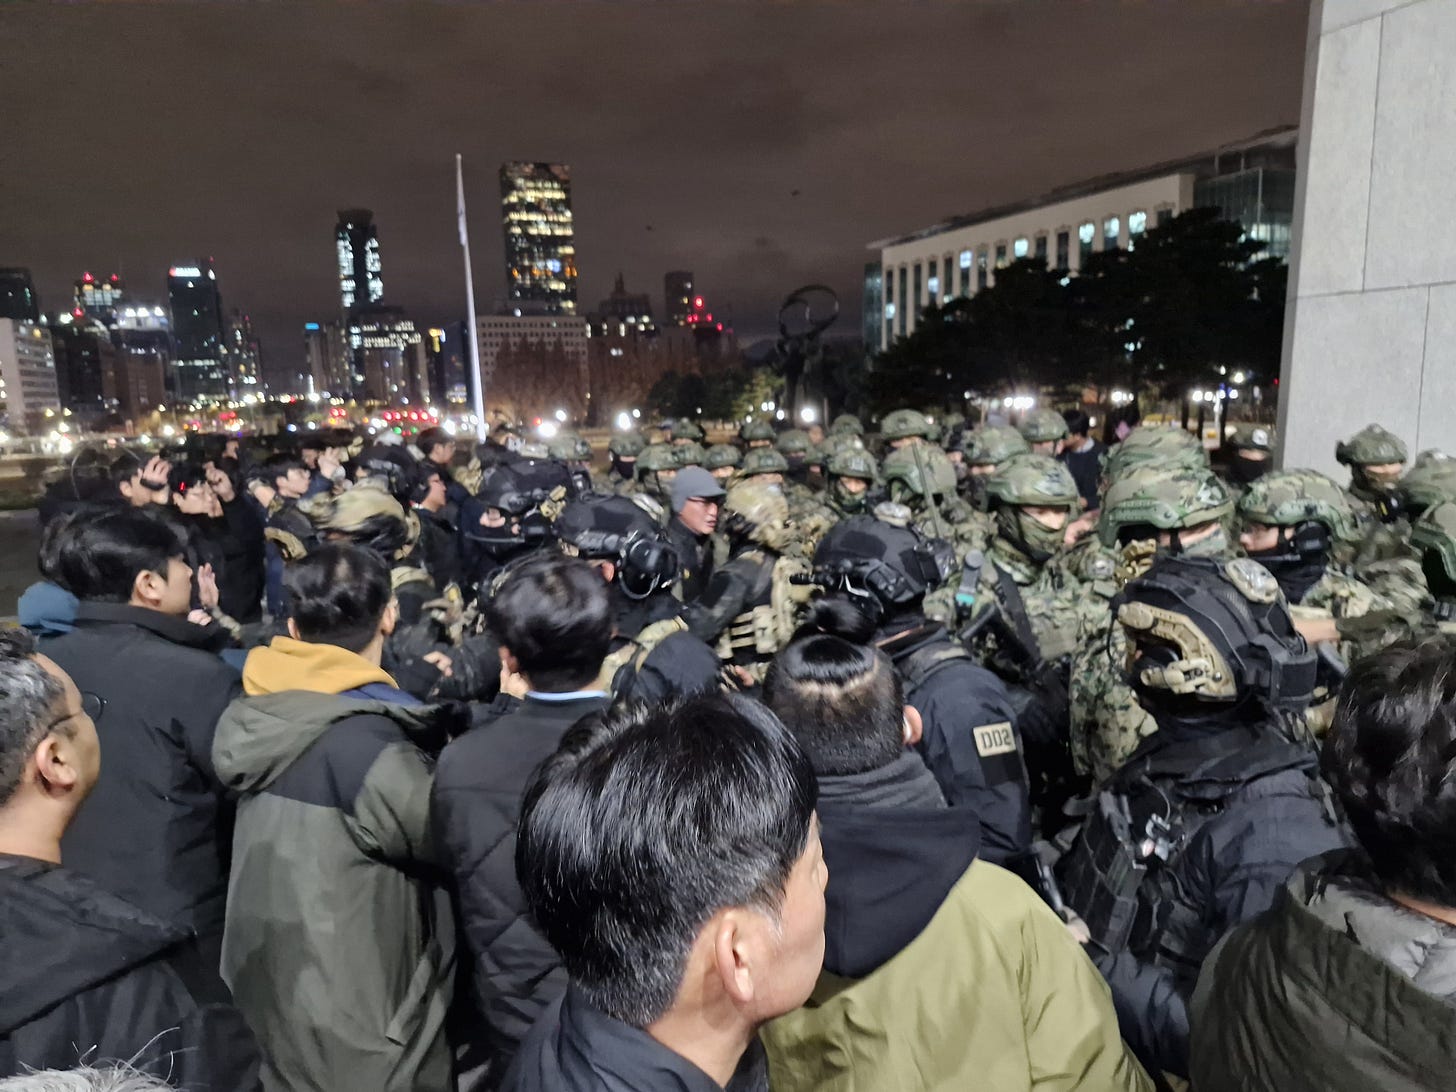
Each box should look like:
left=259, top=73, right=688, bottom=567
left=762, top=861, right=1152, bottom=1092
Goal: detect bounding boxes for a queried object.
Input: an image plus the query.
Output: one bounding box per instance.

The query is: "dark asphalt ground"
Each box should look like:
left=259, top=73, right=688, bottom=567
left=0, top=510, right=40, bottom=621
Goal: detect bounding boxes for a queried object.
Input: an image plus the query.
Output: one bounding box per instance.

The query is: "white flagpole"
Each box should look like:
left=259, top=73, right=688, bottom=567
left=457, top=153, right=488, bottom=443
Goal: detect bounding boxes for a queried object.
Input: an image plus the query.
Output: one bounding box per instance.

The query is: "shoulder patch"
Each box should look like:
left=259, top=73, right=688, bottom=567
left=973, top=721, right=1018, bottom=757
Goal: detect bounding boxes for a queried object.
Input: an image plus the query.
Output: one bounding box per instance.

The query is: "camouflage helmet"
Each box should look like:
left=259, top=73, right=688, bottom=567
left=739, top=447, right=790, bottom=477
left=609, top=430, right=646, bottom=458
left=821, top=432, right=866, bottom=460
left=674, top=440, right=708, bottom=468
left=776, top=428, right=813, bottom=456
left=964, top=425, right=1031, bottom=468
left=722, top=481, right=792, bottom=551
left=984, top=453, right=1080, bottom=511
left=1102, top=427, right=1209, bottom=480
left=1397, top=452, right=1456, bottom=515
left=672, top=419, right=705, bottom=442
left=704, top=443, right=742, bottom=471
left=546, top=431, right=593, bottom=462
left=1098, top=466, right=1234, bottom=548
left=941, top=412, right=967, bottom=438
left=880, top=408, right=934, bottom=441
left=828, top=448, right=879, bottom=482
left=739, top=419, right=777, bottom=444
left=1411, top=499, right=1456, bottom=595
left=1335, top=423, right=1408, bottom=467
left=1018, top=407, right=1070, bottom=445
left=1236, top=468, right=1360, bottom=542
left=310, top=482, right=414, bottom=560
left=881, top=444, right=958, bottom=507
left=636, top=442, right=679, bottom=474
left=1226, top=422, right=1276, bottom=453
left=828, top=413, right=865, bottom=436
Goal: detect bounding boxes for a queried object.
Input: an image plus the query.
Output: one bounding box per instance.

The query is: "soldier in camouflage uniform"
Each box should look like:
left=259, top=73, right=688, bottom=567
left=632, top=443, right=680, bottom=507
left=675, top=439, right=708, bottom=470
left=607, top=430, right=645, bottom=492
left=683, top=481, right=810, bottom=682
left=825, top=448, right=879, bottom=519
left=1222, top=422, right=1275, bottom=496
left=1336, top=423, right=1408, bottom=529
left=828, top=412, right=864, bottom=437
left=879, top=408, right=936, bottom=451
left=961, top=425, right=1031, bottom=512
left=736, top=447, right=836, bottom=555
left=671, top=418, right=706, bottom=446
left=1018, top=407, right=1069, bottom=456
left=739, top=418, right=777, bottom=449
left=704, top=443, right=742, bottom=487
left=775, top=428, right=816, bottom=484
left=1069, top=466, right=1236, bottom=782
left=881, top=443, right=986, bottom=555
left=546, top=431, right=596, bottom=494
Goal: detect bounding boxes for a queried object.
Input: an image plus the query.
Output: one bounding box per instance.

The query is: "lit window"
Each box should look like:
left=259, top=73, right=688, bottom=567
left=1079, top=222, right=1095, bottom=244
left=927, top=275, right=940, bottom=298
left=959, top=250, right=972, bottom=269
left=885, top=302, right=896, bottom=320
left=1014, top=237, right=1029, bottom=259
left=1129, top=210, right=1147, bottom=235
left=1104, top=217, right=1120, bottom=250
left=995, top=243, right=1007, bottom=268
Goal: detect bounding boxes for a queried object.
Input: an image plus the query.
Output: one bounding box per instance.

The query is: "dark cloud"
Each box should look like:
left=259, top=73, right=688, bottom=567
left=0, top=1, right=1309, bottom=382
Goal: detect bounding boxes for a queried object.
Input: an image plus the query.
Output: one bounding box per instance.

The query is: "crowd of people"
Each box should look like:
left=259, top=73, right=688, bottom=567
left=3, top=406, right=1456, bottom=1091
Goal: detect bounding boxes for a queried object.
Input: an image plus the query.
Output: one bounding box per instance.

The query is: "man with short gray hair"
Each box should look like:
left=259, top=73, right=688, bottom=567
left=0, top=629, right=259, bottom=1087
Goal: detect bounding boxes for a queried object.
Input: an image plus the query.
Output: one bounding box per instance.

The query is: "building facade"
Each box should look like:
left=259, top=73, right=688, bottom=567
left=48, top=316, right=116, bottom=419
left=337, top=208, right=384, bottom=313
left=303, top=320, right=349, bottom=397
left=167, top=261, right=228, bottom=402
left=500, top=162, right=577, bottom=315
left=0, top=320, right=61, bottom=434
left=227, top=308, right=263, bottom=396
left=73, top=272, right=125, bottom=322
left=588, top=273, right=656, bottom=337
left=347, top=304, right=426, bottom=403
left=0, top=269, right=40, bottom=322
left=664, top=271, right=694, bottom=327
left=866, top=128, right=1297, bottom=352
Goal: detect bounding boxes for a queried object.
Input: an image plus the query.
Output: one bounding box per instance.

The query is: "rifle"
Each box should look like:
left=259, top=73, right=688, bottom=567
left=909, top=441, right=946, bottom=540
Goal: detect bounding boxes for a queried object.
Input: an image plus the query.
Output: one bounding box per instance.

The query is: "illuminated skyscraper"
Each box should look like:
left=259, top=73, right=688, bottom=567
left=0, top=269, right=40, bottom=322
left=500, top=162, right=577, bottom=314
left=336, top=208, right=383, bottom=313
left=73, top=272, right=125, bottom=321
left=664, top=271, right=694, bottom=327
left=168, top=260, right=228, bottom=401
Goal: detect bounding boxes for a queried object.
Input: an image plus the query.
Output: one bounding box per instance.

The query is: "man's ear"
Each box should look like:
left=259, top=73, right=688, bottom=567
left=33, top=734, right=80, bottom=795
left=712, top=911, right=756, bottom=1007
left=132, top=569, right=161, bottom=606
left=381, top=599, right=399, bottom=638
left=285, top=617, right=301, bottom=641
left=902, top=704, right=923, bottom=747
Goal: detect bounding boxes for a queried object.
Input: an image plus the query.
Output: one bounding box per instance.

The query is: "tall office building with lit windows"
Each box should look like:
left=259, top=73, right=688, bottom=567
left=336, top=208, right=384, bottom=313
left=0, top=269, right=40, bottom=322
left=168, top=260, right=228, bottom=401
left=500, top=162, right=577, bottom=314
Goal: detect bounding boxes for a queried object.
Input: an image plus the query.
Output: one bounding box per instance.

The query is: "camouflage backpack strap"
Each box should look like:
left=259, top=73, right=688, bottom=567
left=391, top=564, right=435, bottom=593
left=602, top=617, right=691, bottom=697
left=264, top=526, right=309, bottom=561
left=770, top=554, right=813, bottom=651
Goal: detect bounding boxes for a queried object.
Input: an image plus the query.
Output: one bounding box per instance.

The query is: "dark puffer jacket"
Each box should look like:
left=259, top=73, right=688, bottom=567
left=1191, top=850, right=1456, bottom=1092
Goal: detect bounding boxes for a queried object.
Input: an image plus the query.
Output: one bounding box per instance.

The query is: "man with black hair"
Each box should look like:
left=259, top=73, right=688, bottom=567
left=761, top=636, right=1149, bottom=1091
left=806, top=514, right=1033, bottom=871
left=409, top=461, right=460, bottom=592
left=111, top=451, right=172, bottom=508
left=1191, top=637, right=1456, bottom=1090
left=41, top=506, right=240, bottom=968
left=0, top=629, right=261, bottom=1088
left=258, top=452, right=318, bottom=617
left=202, top=460, right=265, bottom=623
left=1057, top=554, right=1349, bottom=1081
left=433, top=553, right=615, bottom=1083
left=214, top=543, right=455, bottom=1092
left=1059, top=408, right=1104, bottom=512
left=505, top=693, right=826, bottom=1092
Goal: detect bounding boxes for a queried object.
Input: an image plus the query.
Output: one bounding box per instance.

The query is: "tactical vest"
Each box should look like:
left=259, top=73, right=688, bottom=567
left=1058, top=734, right=1329, bottom=974
left=715, top=550, right=811, bottom=672
left=595, top=617, right=690, bottom=696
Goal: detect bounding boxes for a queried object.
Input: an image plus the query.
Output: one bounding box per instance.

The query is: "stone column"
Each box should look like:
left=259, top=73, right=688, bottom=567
left=1278, top=0, right=1456, bottom=475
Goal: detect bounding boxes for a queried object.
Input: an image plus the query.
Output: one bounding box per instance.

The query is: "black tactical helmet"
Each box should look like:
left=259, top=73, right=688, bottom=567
left=1115, top=554, right=1316, bottom=719
left=554, top=493, right=680, bottom=600
left=812, top=515, right=956, bottom=625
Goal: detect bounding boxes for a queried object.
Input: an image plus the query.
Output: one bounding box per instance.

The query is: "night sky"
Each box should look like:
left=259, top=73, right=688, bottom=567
left=2, top=1, right=1310, bottom=386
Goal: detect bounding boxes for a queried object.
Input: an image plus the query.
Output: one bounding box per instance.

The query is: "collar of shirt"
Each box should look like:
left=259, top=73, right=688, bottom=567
left=526, top=689, right=610, bottom=702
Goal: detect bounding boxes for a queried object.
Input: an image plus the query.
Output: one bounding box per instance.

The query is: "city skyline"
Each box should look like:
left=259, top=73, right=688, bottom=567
left=2, top=1, right=1309, bottom=376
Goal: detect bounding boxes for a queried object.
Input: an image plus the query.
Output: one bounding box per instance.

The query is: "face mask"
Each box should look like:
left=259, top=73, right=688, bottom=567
left=1228, top=453, right=1270, bottom=486
left=1165, top=524, right=1230, bottom=560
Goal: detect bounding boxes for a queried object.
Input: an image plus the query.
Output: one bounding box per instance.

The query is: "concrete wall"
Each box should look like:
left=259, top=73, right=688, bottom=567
left=1279, top=0, right=1456, bottom=474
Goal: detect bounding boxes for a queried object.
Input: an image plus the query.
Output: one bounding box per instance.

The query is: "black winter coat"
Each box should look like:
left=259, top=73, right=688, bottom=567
left=0, top=854, right=261, bottom=1089
left=504, top=986, right=769, bottom=1092
left=432, top=693, right=612, bottom=1082
left=42, top=603, right=241, bottom=959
